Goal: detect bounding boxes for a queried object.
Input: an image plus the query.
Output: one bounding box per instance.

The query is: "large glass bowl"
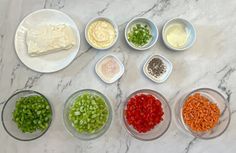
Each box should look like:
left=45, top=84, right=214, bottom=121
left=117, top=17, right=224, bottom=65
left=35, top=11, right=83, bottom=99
left=1, top=90, right=53, bottom=141
left=63, top=89, right=113, bottom=140
left=121, top=89, right=171, bottom=141
left=174, top=88, right=231, bottom=139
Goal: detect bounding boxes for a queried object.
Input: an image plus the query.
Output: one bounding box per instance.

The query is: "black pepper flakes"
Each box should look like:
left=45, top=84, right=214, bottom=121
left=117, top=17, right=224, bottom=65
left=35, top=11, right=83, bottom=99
left=147, top=58, right=166, bottom=78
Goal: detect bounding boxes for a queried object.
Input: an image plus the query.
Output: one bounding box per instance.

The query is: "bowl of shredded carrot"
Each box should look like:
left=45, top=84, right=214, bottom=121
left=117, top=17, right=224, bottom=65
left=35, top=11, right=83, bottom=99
left=174, top=88, right=231, bottom=139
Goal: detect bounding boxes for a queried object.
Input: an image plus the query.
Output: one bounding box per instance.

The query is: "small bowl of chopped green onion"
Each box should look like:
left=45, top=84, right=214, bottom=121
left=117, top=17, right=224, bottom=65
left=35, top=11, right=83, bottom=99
left=125, top=17, right=158, bottom=50
left=63, top=89, right=113, bottom=140
left=1, top=90, right=53, bottom=141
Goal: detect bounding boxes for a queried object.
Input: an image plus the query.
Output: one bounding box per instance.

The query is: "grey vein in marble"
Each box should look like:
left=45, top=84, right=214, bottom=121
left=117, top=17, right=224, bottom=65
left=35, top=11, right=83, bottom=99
left=74, top=46, right=93, bottom=61
left=69, top=46, right=98, bottom=73
left=44, top=0, right=65, bottom=9
left=217, top=64, right=229, bottom=74
left=56, top=79, right=63, bottom=89
left=114, top=50, right=127, bottom=110
left=97, top=2, right=110, bottom=15
left=115, top=78, right=122, bottom=111
left=10, top=63, right=20, bottom=86
left=138, top=0, right=170, bottom=17
left=118, top=0, right=170, bottom=27
left=43, top=0, right=48, bottom=8
left=124, top=137, right=131, bottom=153
left=76, top=56, right=96, bottom=72
left=61, top=80, right=72, bottom=92
left=169, top=90, right=181, bottom=104
left=184, top=138, right=198, bottom=153
left=232, top=110, right=236, bottom=115
left=24, top=73, right=43, bottom=89
left=57, top=79, right=72, bottom=92
left=218, top=67, right=235, bottom=102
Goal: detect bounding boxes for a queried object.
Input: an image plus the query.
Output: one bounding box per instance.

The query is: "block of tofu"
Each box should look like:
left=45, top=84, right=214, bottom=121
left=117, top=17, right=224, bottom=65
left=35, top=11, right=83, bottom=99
left=26, top=24, right=76, bottom=56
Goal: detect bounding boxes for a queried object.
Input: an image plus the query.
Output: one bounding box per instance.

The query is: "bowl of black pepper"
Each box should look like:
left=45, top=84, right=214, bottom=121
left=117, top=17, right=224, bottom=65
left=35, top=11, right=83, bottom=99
left=143, top=54, right=173, bottom=83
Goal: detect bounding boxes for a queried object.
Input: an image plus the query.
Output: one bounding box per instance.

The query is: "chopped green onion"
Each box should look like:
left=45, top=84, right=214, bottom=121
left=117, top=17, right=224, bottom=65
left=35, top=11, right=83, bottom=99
left=12, top=95, right=52, bottom=133
left=128, top=24, right=153, bottom=47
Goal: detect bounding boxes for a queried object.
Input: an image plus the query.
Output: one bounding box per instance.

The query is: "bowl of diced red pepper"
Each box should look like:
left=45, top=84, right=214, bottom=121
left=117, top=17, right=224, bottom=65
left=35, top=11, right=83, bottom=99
left=122, top=89, right=171, bottom=141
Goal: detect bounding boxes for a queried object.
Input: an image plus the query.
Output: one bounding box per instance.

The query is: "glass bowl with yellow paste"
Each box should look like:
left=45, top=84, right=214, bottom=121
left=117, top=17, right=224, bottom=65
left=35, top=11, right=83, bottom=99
left=162, top=18, right=196, bottom=51
left=85, top=17, right=118, bottom=50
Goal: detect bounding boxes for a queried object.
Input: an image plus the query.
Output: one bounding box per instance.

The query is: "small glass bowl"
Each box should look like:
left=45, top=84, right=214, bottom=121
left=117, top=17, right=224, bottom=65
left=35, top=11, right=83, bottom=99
left=174, top=88, right=231, bottom=139
left=1, top=90, right=53, bottom=141
left=121, top=89, right=171, bottom=141
left=63, top=89, right=113, bottom=140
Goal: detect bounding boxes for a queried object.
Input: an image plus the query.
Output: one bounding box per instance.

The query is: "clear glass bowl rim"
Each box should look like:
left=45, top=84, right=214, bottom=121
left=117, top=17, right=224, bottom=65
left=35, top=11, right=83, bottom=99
left=121, top=89, right=172, bottom=141
left=63, top=89, right=113, bottom=141
left=1, top=90, right=53, bottom=141
left=177, top=87, right=231, bottom=139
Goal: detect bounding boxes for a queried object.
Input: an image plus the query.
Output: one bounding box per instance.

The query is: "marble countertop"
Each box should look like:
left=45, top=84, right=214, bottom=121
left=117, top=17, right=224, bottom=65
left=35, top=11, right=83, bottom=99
left=0, top=0, right=236, bottom=153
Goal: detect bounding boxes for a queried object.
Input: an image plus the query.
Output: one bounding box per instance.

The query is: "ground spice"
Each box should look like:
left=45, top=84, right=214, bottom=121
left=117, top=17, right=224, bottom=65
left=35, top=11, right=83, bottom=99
left=182, top=93, right=220, bottom=132
left=125, top=94, right=164, bottom=133
left=147, top=58, right=166, bottom=78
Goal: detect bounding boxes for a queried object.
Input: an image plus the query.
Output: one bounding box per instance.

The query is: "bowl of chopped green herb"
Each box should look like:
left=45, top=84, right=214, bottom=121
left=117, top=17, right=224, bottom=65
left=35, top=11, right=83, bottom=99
left=63, top=89, right=113, bottom=140
left=1, top=90, right=53, bottom=141
left=125, top=17, right=158, bottom=50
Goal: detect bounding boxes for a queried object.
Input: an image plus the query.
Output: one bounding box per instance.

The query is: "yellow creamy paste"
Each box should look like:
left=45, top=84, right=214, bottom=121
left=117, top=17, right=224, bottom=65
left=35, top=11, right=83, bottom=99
left=87, top=20, right=116, bottom=48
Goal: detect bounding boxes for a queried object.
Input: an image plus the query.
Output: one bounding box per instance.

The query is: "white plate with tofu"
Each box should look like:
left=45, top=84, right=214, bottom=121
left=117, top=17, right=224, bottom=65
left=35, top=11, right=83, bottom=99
left=14, top=9, right=80, bottom=73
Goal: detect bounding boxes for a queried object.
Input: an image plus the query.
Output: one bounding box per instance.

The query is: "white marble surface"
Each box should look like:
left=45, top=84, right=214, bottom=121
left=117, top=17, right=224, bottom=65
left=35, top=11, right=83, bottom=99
left=0, top=0, right=236, bottom=153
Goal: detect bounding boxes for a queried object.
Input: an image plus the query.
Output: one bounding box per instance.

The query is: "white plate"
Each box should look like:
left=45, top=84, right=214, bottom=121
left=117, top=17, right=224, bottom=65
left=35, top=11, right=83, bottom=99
left=14, top=9, right=80, bottom=73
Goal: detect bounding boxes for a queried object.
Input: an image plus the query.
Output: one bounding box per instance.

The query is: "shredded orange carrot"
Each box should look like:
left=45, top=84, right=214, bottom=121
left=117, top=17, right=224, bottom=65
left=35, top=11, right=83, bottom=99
left=182, top=93, right=220, bottom=132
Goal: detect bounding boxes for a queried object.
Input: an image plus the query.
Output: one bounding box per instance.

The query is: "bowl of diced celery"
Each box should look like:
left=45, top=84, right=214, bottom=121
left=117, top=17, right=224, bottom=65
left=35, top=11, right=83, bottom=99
left=63, top=89, right=113, bottom=140
left=1, top=90, right=53, bottom=141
